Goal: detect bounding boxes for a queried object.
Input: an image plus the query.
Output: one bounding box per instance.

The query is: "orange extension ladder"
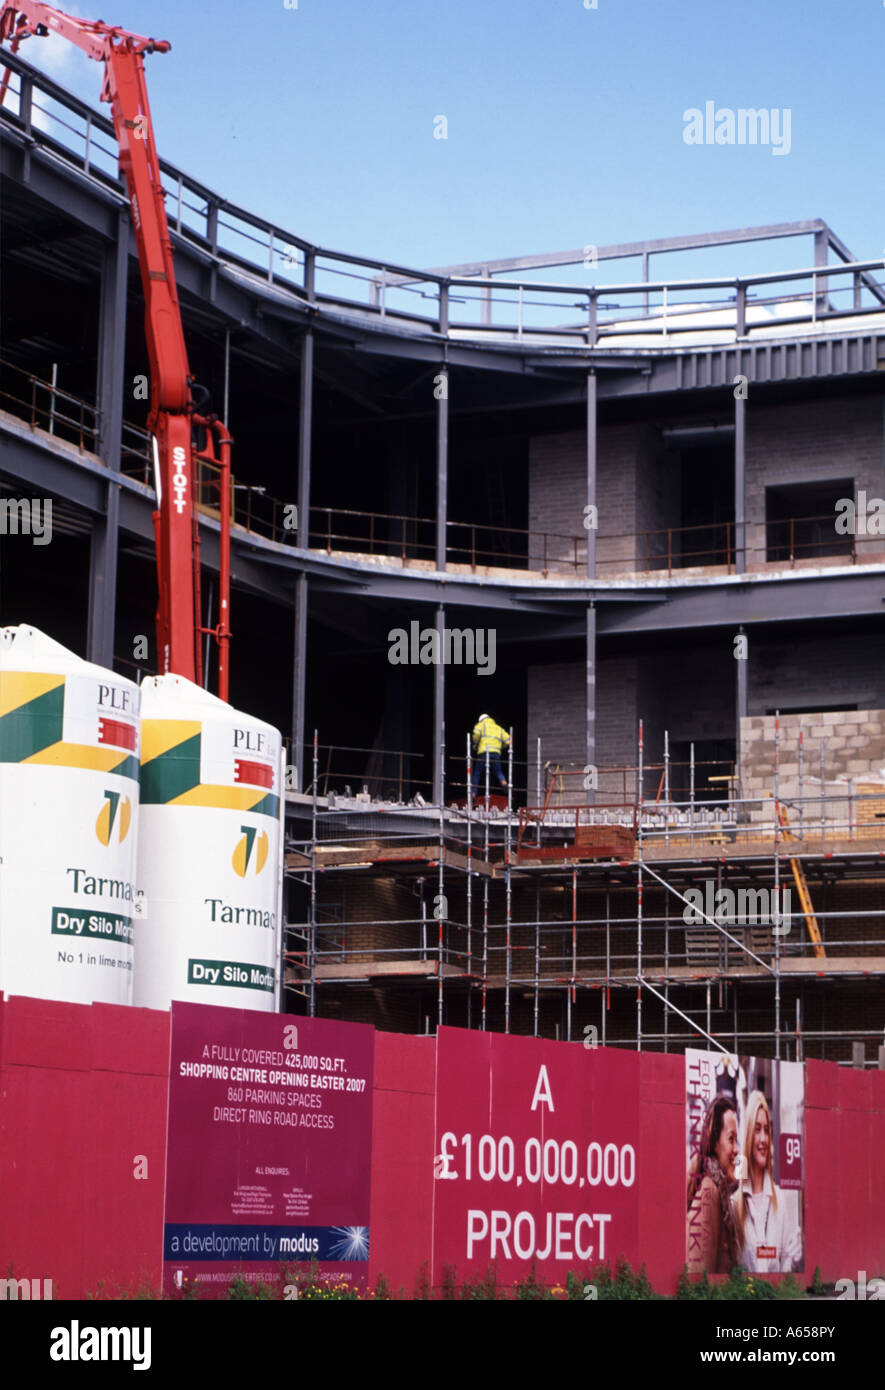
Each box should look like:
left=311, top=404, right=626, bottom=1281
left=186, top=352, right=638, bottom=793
left=776, top=802, right=826, bottom=959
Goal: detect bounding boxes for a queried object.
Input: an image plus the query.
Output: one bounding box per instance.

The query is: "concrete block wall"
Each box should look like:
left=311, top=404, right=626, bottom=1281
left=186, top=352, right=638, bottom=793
left=529, top=394, right=885, bottom=578
left=745, top=395, right=885, bottom=566
left=739, top=709, right=885, bottom=820
left=525, top=660, right=588, bottom=801
left=527, top=653, right=657, bottom=800
left=748, top=630, right=885, bottom=715
left=528, top=645, right=735, bottom=798
left=528, top=422, right=663, bottom=575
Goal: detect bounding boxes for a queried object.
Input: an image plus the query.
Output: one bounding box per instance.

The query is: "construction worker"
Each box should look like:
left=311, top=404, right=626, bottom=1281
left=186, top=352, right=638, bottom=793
left=471, top=713, right=510, bottom=793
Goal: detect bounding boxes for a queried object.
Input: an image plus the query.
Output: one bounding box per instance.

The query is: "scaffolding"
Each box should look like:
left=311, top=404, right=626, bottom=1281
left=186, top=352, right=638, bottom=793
left=282, top=719, right=885, bottom=1066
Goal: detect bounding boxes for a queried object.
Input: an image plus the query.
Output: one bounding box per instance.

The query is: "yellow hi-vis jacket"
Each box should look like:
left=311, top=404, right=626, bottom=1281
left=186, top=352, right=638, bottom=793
left=472, top=717, right=510, bottom=756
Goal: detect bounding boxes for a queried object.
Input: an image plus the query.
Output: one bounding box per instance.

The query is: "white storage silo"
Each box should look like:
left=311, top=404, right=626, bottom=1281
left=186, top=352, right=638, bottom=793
left=134, top=675, right=284, bottom=1011
left=0, top=625, right=140, bottom=1005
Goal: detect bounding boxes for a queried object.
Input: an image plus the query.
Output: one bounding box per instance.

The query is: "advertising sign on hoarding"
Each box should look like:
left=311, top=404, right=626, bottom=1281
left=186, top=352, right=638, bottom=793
left=432, top=1026, right=639, bottom=1286
left=163, top=1003, right=374, bottom=1296
left=685, top=1049, right=804, bottom=1276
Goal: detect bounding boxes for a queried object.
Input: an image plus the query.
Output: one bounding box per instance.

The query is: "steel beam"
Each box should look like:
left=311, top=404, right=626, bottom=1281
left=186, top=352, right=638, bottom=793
left=402, top=221, right=831, bottom=283
left=87, top=211, right=128, bottom=668
left=0, top=424, right=107, bottom=511
left=596, top=570, right=885, bottom=634
left=8, top=138, right=882, bottom=397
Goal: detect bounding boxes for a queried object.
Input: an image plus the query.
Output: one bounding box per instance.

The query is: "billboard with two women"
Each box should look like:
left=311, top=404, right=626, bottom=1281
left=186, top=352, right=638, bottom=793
left=685, top=1049, right=804, bottom=1276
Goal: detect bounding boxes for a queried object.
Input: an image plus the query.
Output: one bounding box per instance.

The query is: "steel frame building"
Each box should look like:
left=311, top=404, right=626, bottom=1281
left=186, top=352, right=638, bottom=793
left=3, top=50, right=885, bottom=1063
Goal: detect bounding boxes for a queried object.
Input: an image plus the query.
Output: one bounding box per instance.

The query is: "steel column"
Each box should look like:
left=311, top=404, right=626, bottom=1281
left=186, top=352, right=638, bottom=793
left=436, top=363, right=448, bottom=572
left=734, top=390, right=746, bottom=575
left=291, top=573, right=308, bottom=792
left=586, top=602, right=596, bottom=805
left=586, top=370, right=597, bottom=579
left=87, top=211, right=128, bottom=668
left=736, top=623, right=748, bottom=778
left=432, top=604, right=445, bottom=804
left=296, top=329, right=314, bottom=549
left=813, top=227, right=829, bottom=315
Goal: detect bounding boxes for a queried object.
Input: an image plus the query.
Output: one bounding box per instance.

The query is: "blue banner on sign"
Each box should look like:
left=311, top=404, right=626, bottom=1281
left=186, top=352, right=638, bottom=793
left=164, top=1223, right=370, bottom=1262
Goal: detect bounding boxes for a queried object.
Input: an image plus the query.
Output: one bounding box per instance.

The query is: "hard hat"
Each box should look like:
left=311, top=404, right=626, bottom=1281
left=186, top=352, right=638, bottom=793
left=478, top=713, right=489, bottom=720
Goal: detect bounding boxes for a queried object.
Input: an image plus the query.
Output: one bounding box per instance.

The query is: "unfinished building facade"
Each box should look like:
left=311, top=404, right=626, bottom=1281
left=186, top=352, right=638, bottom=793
left=2, top=50, right=884, bottom=1064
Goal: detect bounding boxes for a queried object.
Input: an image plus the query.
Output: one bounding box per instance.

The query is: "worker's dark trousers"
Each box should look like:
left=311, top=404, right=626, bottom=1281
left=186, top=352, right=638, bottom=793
left=472, top=751, right=506, bottom=792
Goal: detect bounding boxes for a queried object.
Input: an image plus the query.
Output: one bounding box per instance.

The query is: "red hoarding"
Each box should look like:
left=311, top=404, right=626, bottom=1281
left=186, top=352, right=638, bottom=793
left=432, top=1027, right=639, bottom=1286
left=163, top=1003, right=374, bottom=1296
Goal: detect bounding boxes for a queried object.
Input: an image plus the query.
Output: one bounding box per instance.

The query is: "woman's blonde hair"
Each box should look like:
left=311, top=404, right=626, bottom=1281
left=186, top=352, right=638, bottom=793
left=735, top=1090, right=778, bottom=1249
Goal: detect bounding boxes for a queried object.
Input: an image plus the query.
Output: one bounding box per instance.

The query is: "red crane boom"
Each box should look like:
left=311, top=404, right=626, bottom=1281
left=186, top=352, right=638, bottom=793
left=0, top=2, right=231, bottom=697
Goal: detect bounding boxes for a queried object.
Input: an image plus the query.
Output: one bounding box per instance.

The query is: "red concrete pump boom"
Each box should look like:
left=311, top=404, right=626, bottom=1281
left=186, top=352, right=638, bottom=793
left=0, top=1, right=231, bottom=698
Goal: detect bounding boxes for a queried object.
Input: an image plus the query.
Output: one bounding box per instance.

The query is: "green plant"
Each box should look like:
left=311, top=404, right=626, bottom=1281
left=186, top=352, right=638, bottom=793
left=513, top=1262, right=554, bottom=1300
left=282, top=1259, right=361, bottom=1300
left=676, top=1265, right=806, bottom=1301
left=565, top=1269, right=589, bottom=1301
left=775, top=1273, right=806, bottom=1300
left=370, top=1273, right=393, bottom=1300
left=413, top=1260, right=432, bottom=1300
left=459, top=1263, right=499, bottom=1300
left=86, top=1271, right=162, bottom=1301
left=588, top=1257, right=657, bottom=1300
left=809, top=1264, right=826, bottom=1296
left=677, top=1265, right=712, bottom=1300
left=440, top=1263, right=458, bottom=1300
left=226, top=1272, right=277, bottom=1300
left=719, top=1269, right=776, bottom=1301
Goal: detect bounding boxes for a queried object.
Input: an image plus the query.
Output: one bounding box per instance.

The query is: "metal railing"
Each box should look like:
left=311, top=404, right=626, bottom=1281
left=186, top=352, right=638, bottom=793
left=3, top=50, right=885, bottom=351
left=0, top=356, right=98, bottom=451
left=2, top=360, right=882, bottom=581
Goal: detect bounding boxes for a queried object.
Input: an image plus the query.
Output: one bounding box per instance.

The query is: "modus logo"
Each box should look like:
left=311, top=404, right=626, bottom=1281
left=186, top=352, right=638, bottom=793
left=95, top=789, right=132, bottom=846
left=232, top=825, right=269, bottom=878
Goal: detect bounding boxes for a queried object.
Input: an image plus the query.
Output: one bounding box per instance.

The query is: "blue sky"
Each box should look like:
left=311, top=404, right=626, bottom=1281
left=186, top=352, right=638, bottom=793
left=12, top=0, right=885, bottom=283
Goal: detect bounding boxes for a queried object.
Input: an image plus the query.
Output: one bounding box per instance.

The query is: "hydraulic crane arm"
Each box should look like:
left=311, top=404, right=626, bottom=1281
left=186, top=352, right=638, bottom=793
left=0, top=2, right=231, bottom=695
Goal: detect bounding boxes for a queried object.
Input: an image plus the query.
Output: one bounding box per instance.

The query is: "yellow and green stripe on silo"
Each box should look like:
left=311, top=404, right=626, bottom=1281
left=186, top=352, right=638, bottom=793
left=139, top=720, right=279, bottom=817
left=0, top=672, right=138, bottom=778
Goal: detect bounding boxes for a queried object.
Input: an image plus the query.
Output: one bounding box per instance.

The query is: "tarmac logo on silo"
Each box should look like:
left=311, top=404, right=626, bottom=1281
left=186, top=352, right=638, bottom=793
left=232, top=825, right=269, bottom=878
left=95, top=789, right=131, bottom=846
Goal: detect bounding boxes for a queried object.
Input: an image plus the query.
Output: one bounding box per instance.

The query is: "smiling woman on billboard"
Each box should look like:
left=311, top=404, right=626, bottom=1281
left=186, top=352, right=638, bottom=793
left=685, top=1094, right=741, bottom=1274
left=733, top=1090, right=802, bottom=1273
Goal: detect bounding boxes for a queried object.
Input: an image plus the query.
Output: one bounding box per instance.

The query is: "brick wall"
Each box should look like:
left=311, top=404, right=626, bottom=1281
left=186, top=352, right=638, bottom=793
left=529, top=395, right=885, bottom=577
left=748, top=630, right=885, bottom=715
left=527, top=655, right=644, bottom=799
left=528, top=422, right=663, bottom=574
left=320, top=875, right=419, bottom=959
left=745, top=395, right=885, bottom=564
left=528, top=644, right=736, bottom=796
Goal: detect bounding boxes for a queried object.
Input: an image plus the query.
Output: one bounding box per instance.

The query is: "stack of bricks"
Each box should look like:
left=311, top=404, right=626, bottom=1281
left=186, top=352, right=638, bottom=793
left=739, top=710, right=885, bottom=828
